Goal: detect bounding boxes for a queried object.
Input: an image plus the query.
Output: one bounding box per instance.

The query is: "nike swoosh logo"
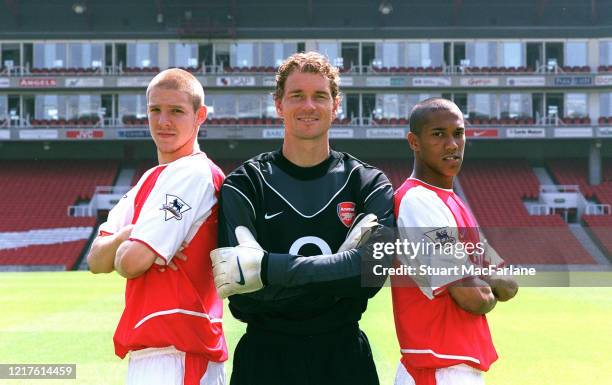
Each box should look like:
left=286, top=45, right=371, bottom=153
left=236, top=256, right=245, bottom=285
left=264, top=211, right=283, bottom=220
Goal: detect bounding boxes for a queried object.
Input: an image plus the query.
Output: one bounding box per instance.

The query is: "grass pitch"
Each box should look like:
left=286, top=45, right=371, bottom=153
left=1, top=271, right=611, bottom=385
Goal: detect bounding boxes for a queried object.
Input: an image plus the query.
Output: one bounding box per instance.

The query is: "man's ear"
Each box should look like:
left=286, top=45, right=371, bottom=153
left=275, top=97, right=283, bottom=119
left=407, top=131, right=419, bottom=152
left=331, top=95, right=341, bottom=122
left=196, top=105, right=207, bottom=125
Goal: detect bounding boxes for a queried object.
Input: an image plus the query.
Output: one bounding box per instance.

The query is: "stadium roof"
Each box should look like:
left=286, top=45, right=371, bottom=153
left=1, top=0, right=611, bottom=39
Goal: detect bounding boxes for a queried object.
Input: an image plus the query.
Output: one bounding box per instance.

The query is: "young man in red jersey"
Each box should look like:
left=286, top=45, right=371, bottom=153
left=87, top=68, right=227, bottom=385
left=392, top=98, right=517, bottom=385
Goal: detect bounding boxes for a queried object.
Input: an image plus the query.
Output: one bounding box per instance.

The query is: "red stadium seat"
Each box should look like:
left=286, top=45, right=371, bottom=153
left=548, top=158, right=612, bottom=255
left=0, top=160, right=120, bottom=269
left=460, top=159, right=595, bottom=265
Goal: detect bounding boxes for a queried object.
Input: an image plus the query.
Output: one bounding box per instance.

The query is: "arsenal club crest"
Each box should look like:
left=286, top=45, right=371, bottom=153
left=337, top=202, right=356, bottom=227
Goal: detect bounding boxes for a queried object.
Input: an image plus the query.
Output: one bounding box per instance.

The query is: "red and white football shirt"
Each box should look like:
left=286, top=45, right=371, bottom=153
left=99, top=152, right=228, bottom=362
left=392, top=178, right=498, bottom=374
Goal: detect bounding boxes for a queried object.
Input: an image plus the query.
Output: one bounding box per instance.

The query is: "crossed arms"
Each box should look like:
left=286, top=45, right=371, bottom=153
left=87, top=225, right=157, bottom=279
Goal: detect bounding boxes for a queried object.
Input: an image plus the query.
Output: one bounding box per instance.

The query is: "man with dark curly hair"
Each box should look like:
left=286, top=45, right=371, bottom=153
left=211, top=51, right=394, bottom=385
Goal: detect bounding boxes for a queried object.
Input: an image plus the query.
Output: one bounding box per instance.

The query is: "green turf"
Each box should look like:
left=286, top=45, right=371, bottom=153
left=1, top=271, right=611, bottom=385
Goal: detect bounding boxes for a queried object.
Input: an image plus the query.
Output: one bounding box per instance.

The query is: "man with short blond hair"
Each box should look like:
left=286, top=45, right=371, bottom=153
left=146, top=69, right=204, bottom=113
left=87, top=68, right=227, bottom=385
left=211, top=52, right=394, bottom=384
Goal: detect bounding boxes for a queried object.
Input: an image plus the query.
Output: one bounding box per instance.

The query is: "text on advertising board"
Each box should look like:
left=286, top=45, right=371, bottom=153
left=553, top=76, right=592, bottom=86
left=465, top=129, right=498, bottom=138
left=459, top=77, right=499, bottom=87
left=66, top=130, right=105, bottom=139
left=20, top=78, right=57, bottom=88
left=117, top=129, right=150, bottom=138
left=506, top=127, right=546, bottom=138
left=412, top=77, right=452, bottom=87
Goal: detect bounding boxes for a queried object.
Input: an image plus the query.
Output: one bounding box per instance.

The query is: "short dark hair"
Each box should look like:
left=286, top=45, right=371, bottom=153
left=409, top=97, right=462, bottom=135
left=274, top=51, right=340, bottom=101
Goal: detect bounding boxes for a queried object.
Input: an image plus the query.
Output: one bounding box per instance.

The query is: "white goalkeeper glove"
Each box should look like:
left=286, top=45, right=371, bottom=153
left=337, top=213, right=379, bottom=253
left=211, top=226, right=265, bottom=298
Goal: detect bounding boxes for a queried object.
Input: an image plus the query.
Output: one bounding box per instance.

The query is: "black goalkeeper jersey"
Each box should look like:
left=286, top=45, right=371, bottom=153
left=218, top=149, right=394, bottom=335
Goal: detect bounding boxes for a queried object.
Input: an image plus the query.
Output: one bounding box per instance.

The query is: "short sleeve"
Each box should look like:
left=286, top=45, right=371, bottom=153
left=129, top=159, right=216, bottom=263
left=98, top=190, right=134, bottom=236
left=396, top=186, right=477, bottom=299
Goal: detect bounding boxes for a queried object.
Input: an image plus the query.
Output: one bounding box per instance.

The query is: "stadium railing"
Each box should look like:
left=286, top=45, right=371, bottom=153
left=4, top=63, right=611, bottom=76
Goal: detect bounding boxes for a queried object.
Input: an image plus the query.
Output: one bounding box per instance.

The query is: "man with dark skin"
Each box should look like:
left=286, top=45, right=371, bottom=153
left=392, top=98, right=517, bottom=385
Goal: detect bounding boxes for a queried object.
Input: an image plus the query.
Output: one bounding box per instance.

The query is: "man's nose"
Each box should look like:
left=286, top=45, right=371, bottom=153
left=445, top=135, right=459, bottom=150
left=302, top=97, right=317, bottom=110
left=158, top=111, right=171, bottom=126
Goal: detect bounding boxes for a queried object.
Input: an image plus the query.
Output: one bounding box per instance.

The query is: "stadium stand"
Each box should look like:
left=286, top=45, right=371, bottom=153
left=0, top=241, right=89, bottom=270
left=122, top=115, right=149, bottom=126
left=204, top=118, right=285, bottom=126
left=0, top=160, right=119, bottom=269
left=222, top=66, right=277, bottom=73
left=371, top=66, right=444, bottom=74
left=583, top=216, right=612, bottom=258
left=130, top=158, right=244, bottom=186
left=460, top=159, right=595, bottom=265
left=547, top=158, right=612, bottom=257
left=30, top=67, right=102, bottom=75
left=547, top=158, right=612, bottom=201
left=463, top=66, right=532, bottom=74
left=31, top=116, right=101, bottom=127
left=597, top=65, right=612, bottom=73
left=368, top=159, right=412, bottom=189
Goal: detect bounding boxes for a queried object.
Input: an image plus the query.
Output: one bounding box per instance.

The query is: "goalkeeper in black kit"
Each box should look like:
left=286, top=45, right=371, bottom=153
left=211, top=52, right=394, bottom=385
